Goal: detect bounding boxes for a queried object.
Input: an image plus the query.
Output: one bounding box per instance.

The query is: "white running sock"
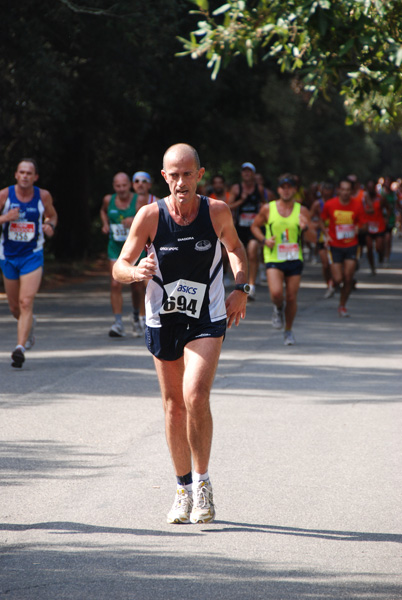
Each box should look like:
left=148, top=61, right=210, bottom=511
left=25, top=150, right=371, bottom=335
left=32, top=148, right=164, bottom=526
left=193, top=471, right=209, bottom=483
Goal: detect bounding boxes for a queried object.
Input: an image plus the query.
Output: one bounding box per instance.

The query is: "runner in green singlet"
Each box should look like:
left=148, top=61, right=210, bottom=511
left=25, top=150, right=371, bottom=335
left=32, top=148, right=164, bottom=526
left=100, top=172, right=137, bottom=337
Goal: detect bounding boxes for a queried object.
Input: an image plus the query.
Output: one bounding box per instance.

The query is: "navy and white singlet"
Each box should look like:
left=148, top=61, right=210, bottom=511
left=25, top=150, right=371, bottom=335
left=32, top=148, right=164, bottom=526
left=146, top=196, right=226, bottom=328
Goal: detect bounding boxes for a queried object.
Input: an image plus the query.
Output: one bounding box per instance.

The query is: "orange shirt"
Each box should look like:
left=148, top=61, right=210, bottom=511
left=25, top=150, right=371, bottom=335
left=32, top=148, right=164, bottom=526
left=361, top=198, right=386, bottom=234
left=352, top=189, right=365, bottom=204
left=210, top=191, right=230, bottom=204
left=321, top=196, right=364, bottom=247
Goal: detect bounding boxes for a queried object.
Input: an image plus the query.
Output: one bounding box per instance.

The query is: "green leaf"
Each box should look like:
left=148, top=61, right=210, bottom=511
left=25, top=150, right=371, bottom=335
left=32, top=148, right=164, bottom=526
left=339, top=38, right=354, bottom=56
left=190, top=0, right=209, bottom=10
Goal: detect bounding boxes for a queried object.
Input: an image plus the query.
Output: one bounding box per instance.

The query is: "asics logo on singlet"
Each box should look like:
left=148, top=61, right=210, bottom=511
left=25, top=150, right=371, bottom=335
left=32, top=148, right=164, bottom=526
left=178, top=237, right=194, bottom=241
left=195, top=240, right=211, bottom=251
left=160, top=247, right=178, bottom=251
left=177, top=284, right=197, bottom=295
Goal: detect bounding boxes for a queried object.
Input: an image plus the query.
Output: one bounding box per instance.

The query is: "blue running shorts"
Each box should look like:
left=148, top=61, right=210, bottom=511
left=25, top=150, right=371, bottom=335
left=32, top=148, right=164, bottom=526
left=0, top=251, right=44, bottom=280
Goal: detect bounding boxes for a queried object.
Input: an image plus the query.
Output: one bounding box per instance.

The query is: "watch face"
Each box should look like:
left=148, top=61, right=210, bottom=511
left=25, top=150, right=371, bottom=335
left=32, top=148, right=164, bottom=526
left=235, top=283, right=250, bottom=293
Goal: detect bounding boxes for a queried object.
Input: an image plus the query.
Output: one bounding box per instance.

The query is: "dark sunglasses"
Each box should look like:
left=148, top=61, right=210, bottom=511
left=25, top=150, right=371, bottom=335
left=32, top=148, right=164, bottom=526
left=134, top=179, right=149, bottom=184
left=278, top=178, right=296, bottom=187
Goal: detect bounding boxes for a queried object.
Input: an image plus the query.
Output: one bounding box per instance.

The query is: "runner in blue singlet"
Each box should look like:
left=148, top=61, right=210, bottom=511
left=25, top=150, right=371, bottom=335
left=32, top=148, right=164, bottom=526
left=0, top=158, right=57, bottom=368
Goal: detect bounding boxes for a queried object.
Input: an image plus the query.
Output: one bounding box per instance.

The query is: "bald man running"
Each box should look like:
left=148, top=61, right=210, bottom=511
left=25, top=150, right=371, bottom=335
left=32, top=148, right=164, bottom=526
left=100, top=172, right=138, bottom=337
left=113, top=143, right=249, bottom=524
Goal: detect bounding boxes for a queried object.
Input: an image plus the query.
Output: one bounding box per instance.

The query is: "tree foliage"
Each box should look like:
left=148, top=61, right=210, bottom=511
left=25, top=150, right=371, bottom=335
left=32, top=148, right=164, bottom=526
left=0, top=1, right=400, bottom=259
left=178, top=0, right=402, bottom=129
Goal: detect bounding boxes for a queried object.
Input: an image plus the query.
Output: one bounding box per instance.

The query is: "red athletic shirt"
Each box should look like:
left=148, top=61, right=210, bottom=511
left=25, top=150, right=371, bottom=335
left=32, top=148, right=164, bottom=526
left=209, top=192, right=230, bottom=204
left=321, top=196, right=364, bottom=247
left=361, top=198, right=386, bottom=234
left=352, top=189, right=365, bottom=204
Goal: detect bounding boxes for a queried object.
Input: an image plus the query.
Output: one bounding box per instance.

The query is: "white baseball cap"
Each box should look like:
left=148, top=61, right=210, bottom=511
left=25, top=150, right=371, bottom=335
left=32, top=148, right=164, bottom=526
left=132, top=171, right=151, bottom=183
left=241, top=162, right=256, bottom=173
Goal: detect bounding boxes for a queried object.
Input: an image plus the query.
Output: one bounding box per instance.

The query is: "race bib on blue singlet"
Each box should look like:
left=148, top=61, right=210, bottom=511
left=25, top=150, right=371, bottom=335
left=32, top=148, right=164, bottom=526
left=9, top=221, right=36, bottom=242
left=160, top=279, right=206, bottom=319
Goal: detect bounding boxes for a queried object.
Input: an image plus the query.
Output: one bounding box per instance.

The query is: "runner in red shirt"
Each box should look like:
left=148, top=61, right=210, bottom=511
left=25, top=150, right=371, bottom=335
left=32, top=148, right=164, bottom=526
left=209, top=174, right=230, bottom=204
left=319, top=178, right=364, bottom=317
left=361, top=186, right=386, bottom=275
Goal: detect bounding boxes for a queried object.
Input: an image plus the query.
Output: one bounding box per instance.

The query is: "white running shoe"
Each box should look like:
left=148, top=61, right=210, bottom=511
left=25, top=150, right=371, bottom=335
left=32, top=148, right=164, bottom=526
left=109, top=321, right=125, bottom=337
left=167, top=487, right=193, bottom=524
left=324, top=285, right=335, bottom=299
left=132, top=320, right=142, bottom=338
left=190, top=480, right=215, bottom=524
left=25, top=315, right=37, bottom=350
left=272, top=305, right=284, bottom=329
left=248, top=284, right=256, bottom=301
left=284, top=330, right=296, bottom=346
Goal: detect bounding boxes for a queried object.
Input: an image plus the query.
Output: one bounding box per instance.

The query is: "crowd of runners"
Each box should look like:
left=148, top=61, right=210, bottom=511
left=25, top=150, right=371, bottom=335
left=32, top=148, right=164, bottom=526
left=1, top=157, right=401, bottom=363
left=1, top=149, right=401, bottom=525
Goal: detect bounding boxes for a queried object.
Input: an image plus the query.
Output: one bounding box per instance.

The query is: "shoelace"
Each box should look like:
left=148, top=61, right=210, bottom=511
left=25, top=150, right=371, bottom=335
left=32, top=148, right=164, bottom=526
left=174, top=489, right=192, bottom=510
left=194, top=484, right=212, bottom=509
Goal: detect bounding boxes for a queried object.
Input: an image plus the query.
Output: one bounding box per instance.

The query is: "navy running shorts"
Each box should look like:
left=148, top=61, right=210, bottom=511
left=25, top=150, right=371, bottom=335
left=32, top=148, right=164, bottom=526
left=146, top=318, right=226, bottom=361
left=265, top=259, right=304, bottom=277
left=328, top=245, right=358, bottom=263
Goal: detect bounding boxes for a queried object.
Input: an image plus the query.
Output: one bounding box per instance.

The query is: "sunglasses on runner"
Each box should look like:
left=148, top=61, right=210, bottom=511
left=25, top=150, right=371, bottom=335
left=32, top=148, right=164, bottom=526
left=134, top=179, right=149, bottom=184
left=278, top=177, right=297, bottom=187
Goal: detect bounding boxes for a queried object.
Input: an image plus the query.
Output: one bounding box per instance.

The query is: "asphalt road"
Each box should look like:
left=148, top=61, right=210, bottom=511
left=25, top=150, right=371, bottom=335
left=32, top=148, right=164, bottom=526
left=1, top=240, right=401, bottom=599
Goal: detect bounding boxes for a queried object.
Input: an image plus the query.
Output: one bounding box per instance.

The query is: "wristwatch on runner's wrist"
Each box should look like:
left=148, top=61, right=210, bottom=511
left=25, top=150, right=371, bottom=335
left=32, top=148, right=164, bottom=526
left=234, top=283, right=251, bottom=294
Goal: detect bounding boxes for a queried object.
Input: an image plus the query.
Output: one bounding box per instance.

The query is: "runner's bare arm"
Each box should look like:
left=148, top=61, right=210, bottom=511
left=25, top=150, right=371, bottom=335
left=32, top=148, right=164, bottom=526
left=317, top=208, right=332, bottom=244
left=310, top=199, right=320, bottom=220
left=228, top=183, right=246, bottom=211
left=250, top=205, right=275, bottom=248
left=0, top=188, right=19, bottom=224
left=112, top=203, right=159, bottom=284
left=300, top=206, right=316, bottom=243
left=42, top=190, right=58, bottom=237
left=100, top=194, right=111, bottom=234
left=210, top=199, right=248, bottom=328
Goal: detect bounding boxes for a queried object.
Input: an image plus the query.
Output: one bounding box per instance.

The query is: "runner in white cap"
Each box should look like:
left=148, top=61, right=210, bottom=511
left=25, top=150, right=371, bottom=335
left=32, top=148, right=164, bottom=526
left=130, top=171, right=160, bottom=336
left=228, top=162, right=265, bottom=300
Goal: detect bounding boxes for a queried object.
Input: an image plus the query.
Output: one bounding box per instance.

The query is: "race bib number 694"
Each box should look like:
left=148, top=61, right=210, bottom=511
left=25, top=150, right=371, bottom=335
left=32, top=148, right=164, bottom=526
left=160, top=279, right=206, bottom=319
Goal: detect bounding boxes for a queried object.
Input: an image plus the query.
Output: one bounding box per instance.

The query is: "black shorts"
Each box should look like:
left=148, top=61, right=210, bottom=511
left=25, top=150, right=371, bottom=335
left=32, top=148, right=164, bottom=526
left=328, top=245, right=358, bottom=263
left=146, top=318, right=226, bottom=361
left=236, top=226, right=256, bottom=247
left=265, top=259, right=304, bottom=277
left=367, top=231, right=385, bottom=240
